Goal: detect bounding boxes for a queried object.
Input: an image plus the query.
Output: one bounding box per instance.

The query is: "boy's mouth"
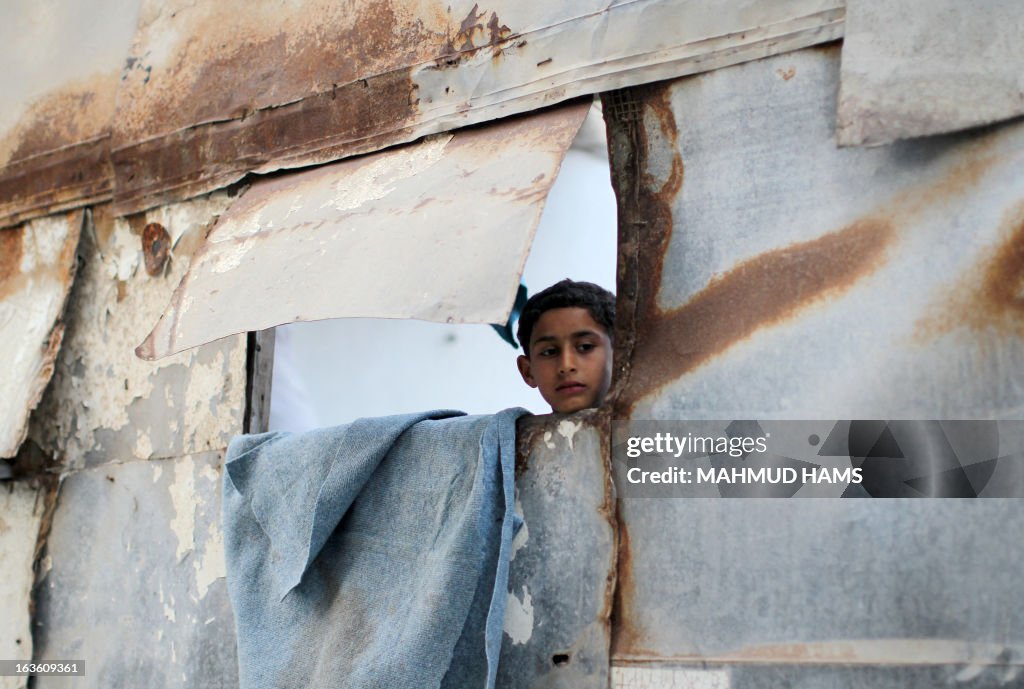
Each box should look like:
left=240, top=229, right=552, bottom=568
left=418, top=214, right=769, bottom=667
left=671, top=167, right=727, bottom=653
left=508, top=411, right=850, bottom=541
left=556, top=382, right=587, bottom=393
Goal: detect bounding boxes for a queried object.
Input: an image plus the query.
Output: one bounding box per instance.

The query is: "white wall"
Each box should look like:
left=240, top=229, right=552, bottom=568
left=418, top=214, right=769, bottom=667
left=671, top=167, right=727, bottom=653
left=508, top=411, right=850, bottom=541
left=269, top=109, right=618, bottom=431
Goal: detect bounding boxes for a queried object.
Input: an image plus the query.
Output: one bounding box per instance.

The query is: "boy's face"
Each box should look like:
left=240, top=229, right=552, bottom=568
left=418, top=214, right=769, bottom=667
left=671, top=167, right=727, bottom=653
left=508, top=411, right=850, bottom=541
left=517, top=307, right=613, bottom=414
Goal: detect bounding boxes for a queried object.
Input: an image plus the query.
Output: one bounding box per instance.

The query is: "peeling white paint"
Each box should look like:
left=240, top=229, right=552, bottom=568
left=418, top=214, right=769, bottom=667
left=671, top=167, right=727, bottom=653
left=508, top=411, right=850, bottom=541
left=135, top=429, right=153, bottom=459
left=194, top=520, right=225, bottom=600
left=199, top=462, right=219, bottom=485
left=209, top=237, right=256, bottom=274
left=152, top=462, right=163, bottom=483
left=168, top=455, right=196, bottom=563
left=319, top=134, right=452, bottom=213
left=2, top=210, right=80, bottom=459
left=543, top=431, right=555, bottom=449
left=510, top=494, right=529, bottom=562
left=0, top=482, right=41, bottom=675
left=557, top=419, right=580, bottom=451
left=28, top=195, right=247, bottom=467
left=503, top=585, right=534, bottom=645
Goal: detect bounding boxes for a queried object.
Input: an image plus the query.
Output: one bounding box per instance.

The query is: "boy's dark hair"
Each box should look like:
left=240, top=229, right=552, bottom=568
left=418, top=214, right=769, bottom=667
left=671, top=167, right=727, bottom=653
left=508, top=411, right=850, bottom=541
left=516, top=279, right=615, bottom=353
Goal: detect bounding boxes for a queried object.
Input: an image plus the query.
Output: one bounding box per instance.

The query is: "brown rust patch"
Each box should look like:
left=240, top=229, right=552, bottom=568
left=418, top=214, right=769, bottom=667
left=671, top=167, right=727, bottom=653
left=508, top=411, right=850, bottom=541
left=142, top=222, right=171, bottom=276
left=776, top=67, right=796, bottom=81
left=0, top=227, right=25, bottom=299
left=609, top=515, right=651, bottom=656
left=624, top=218, right=894, bottom=404
left=1, top=71, right=119, bottom=167
left=915, top=201, right=1024, bottom=341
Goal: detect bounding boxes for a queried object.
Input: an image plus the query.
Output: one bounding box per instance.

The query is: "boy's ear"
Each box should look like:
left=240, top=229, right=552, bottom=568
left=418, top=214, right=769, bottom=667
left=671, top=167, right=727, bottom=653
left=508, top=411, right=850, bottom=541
left=516, top=354, right=537, bottom=388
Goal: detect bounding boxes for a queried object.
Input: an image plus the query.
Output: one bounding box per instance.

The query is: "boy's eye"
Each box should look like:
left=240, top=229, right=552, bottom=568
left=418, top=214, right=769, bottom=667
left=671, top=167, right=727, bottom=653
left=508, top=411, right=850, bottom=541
left=577, top=342, right=596, bottom=352
left=538, top=347, right=557, bottom=357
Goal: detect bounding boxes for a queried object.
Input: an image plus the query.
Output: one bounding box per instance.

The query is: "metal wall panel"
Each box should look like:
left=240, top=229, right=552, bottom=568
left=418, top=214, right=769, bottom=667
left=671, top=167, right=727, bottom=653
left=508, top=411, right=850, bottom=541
left=500, top=412, right=616, bottom=689
left=107, top=0, right=844, bottom=217
left=0, top=211, right=81, bottom=458
left=0, top=0, right=142, bottom=227
left=0, top=481, right=44, bottom=689
left=603, top=46, right=1024, bottom=684
left=838, top=0, right=1024, bottom=147
left=29, top=198, right=247, bottom=468
left=135, top=103, right=587, bottom=360
left=32, top=452, right=237, bottom=689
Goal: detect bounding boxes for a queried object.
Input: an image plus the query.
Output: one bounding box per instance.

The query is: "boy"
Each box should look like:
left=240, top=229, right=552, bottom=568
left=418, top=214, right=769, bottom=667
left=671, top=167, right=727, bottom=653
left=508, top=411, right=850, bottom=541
left=516, top=279, right=615, bottom=413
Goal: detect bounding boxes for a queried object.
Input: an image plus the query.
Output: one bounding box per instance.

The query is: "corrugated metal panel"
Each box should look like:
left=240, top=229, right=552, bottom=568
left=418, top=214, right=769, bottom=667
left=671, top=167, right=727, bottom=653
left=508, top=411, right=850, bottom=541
left=602, top=46, right=1024, bottom=682
left=0, top=482, right=43, bottom=689
left=29, top=198, right=247, bottom=469
left=32, top=452, right=237, bottom=689
left=135, top=102, right=588, bottom=360
left=838, top=0, right=1024, bottom=147
left=0, top=211, right=82, bottom=458
left=0, top=0, right=142, bottom=228
left=107, top=0, right=844, bottom=217
left=500, top=412, right=616, bottom=689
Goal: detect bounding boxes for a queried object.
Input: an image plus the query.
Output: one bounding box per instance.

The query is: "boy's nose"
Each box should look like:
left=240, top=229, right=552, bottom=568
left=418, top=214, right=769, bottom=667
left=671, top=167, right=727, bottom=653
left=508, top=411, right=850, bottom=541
left=559, top=352, right=577, bottom=373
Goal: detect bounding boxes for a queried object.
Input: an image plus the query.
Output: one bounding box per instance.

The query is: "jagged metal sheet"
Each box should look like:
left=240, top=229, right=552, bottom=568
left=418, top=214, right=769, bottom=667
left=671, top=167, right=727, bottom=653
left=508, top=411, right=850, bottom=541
left=498, top=413, right=615, bottom=689
left=0, top=0, right=142, bottom=227
left=108, top=0, right=844, bottom=216
left=603, top=46, right=1024, bottom=678
left=838, top=0, right=1024, bottom=147
left=28, top=199, right=247, bottom=469
left=136, top=103, right=588, bottom=360
left=0, top=211, right=82, bottom=458
left=32, top=452, right=238, bottom=689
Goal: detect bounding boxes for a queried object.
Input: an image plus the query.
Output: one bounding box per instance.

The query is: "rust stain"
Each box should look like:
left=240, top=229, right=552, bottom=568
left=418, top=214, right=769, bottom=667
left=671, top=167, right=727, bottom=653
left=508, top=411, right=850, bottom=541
left=442, top=4, right=512, bottom=55
left=142, top=222, right=171, bottom=277
left=624, top=218, right=894, bottom=405
left=0, top=227, right=25, bottom=300
left=915, top=200, right=1024, bottom=341
left=776, top=67, right=796, bottom=81
left=729, top=641, right=859, bottom=663
left=610, top=515, right=652, bottom=656
left=1, top=71, right=119, bottom=167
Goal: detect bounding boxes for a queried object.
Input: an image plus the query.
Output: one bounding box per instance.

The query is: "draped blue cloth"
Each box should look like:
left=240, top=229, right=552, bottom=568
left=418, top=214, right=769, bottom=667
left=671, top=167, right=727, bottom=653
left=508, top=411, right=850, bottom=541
left=222, top=408, right=528, bottom=689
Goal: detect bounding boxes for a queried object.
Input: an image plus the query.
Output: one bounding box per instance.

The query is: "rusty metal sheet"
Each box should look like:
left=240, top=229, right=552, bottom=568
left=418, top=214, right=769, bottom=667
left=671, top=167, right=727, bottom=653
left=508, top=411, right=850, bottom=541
left=0, top=0, right=142, bottom=228
left=32, top=451, right=238, bottom=689
left=109, top=0, right=844, bottom=216
left=0, top=481, right=43, bottom=689
left=837, top=0, right=1024, bottom=147
left=0, top=211, right=82, bottom=458
left=135, top=103, right=588, bottom=360
left=498, top=412, right=616, bottom=689
left=602, top=46, right=1024, bottom=679
left=29, top=199, right=247, bottom=469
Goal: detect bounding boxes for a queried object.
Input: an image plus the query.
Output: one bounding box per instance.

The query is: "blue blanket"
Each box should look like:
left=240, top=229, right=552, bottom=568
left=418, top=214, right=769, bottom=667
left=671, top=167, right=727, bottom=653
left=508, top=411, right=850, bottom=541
left=222, top=408, right=528, bottom=689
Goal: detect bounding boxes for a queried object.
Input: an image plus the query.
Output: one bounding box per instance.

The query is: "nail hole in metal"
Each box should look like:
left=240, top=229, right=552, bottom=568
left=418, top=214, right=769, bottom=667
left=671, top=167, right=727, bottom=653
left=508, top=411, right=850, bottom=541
left=552, top=653, right=570, bottom=667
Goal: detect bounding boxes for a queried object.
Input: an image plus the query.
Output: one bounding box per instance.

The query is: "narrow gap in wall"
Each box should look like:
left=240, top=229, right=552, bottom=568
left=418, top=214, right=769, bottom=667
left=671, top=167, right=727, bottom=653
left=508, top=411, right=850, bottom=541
left=267, top=104, right=618, bottom=431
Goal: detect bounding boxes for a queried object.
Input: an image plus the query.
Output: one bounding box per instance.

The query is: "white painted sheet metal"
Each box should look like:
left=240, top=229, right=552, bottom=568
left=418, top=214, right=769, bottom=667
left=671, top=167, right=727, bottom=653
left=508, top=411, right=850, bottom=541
left=109, top=0, right=844, bottom=216
left=136, top=103, right=588, bottom=360
left=29, top=198, right=247, bottom=469
left=0, top=0, right=142, bottom=227
left=0, top=212, right=82, bottom=458
left=838, top=0, right=1024, bottom=147
left=0, top=482, right=42, bottom=689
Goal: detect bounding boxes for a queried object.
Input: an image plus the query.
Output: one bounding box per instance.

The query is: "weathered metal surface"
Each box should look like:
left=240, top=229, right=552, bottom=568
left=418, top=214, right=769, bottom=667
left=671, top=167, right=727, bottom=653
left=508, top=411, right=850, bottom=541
left=109, top=0, right=844, bottom=216
left=136, top=103, right=588, bottom=360
left=0, top=211, right=82, bottom=458
left=499, top=411, right=616, bottom=689
left=0, top=0, right=142, bottom=228
left=602, top=46, right=1024, bottom=679
left=838, top=0, right=1024, bottom=147
left=32, top=451, right=238, bottom=689
left=613, top=663, right=1022, bottom=688
left=0, top=481, right=44, bottom=689
left=29, top=198, right=247, bottom=469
